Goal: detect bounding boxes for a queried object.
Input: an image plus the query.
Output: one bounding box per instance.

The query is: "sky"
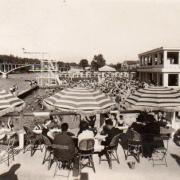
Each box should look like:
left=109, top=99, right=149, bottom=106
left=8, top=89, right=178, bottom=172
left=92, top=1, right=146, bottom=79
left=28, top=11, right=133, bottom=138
left=0, top=0, right=180, bottom=63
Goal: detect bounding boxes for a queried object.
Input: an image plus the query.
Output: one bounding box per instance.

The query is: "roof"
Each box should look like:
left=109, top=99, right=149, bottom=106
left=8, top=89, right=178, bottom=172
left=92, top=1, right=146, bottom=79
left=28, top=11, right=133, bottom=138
left=139, top=46, right=180, bottom=56
left=98, top=65, right=116, bottom=72
left=123, top=60, right=139, bottom=65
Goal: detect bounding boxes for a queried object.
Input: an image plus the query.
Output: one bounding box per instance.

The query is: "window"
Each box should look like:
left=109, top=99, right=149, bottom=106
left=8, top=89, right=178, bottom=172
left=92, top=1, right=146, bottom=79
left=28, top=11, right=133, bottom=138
left=167, top=52, right=179, bottom=64
left=168, top=74, right=179, bottom=86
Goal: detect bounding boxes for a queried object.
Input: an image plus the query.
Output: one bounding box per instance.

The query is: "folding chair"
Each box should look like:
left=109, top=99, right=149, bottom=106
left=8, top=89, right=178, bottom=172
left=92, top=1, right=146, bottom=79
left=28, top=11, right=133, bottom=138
left=42, top=135, right=53, bottom=170
left=99, top=134, right=121, bottom=169
left=126, top=129, right=142, bottom=163
left=78, top=138, right=95, bottom=173
left=151, top=135, right=168, bottom=167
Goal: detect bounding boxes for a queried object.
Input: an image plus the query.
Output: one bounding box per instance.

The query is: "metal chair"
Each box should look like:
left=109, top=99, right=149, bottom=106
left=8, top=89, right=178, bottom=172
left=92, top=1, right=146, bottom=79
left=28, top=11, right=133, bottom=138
left=99, top=134, right=121, bottom=169
left=42, top=135, right=53, bottom=170
left=78, top=138, right=95, bottom=173
left=23, top=126, right=43, bottom=156
left=0, top=133, right=16, bottom=166
left=126, top=129, right=142, bottom=163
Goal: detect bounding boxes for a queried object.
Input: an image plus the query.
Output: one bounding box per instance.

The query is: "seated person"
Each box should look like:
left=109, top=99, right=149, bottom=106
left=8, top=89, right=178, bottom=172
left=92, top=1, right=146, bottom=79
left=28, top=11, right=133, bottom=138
left=52, top=115, right=62, bottom=127
left=60, top=123, right=74, bottom=137
left=110, top=113, right=117, bottom=127
left=98, top=119, right=122, bottom=157
left=42, top=115, right=59, bottom=131
left=141, top=115, right=161, bottom=158
left=129, top=113, right=147, bottom=134
left=53, top=124, right=75, bottom=169
left=158, top=112, right=168, bottom=127
left=116, top=115, right=124, bottom=127
left=85, top=115, right=96, bottom=128
left=142, top=115, right=160, bottom=135
left=77, top=121, right=94, bottom=145
left=85, top=116, right=97, bottom=135
left=33, top=119, right=43, bottom=134
left=42, top=119, right=51, bottom=136
left=100, top=118, right=111, bottom=135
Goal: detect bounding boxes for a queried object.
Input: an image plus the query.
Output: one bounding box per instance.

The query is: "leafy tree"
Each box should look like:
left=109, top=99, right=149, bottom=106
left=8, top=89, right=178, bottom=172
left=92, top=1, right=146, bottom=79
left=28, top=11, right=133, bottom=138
left=91, top=60, right=98, bottom=71
left=91, top=54, right=106, bottom=71
left=114, top=63, right=122, bottom=71
left=79, top=59, right=89, bottom=69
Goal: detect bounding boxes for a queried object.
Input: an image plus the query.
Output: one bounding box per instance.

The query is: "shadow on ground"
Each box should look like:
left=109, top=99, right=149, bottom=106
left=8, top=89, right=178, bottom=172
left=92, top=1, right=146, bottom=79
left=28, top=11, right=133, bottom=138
left=171, top=154, right=180, bottom=166
left=0, top=163, right=21, bottom=180
left=74, top=172, right=89, bottom=180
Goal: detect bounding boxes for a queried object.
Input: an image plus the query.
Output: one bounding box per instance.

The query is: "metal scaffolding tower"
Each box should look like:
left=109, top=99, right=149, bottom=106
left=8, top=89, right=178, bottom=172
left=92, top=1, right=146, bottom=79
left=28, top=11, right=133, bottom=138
left=22, top=48, right=61, bottom=87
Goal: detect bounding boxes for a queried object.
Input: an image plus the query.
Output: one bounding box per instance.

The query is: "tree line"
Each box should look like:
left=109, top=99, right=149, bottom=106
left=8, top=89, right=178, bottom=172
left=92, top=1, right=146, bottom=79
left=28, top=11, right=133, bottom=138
left=0, top=54, right=40, bottom=65
left=58, top=54, right=122, bottom=71
left=0, top=54, right=122, bottom=71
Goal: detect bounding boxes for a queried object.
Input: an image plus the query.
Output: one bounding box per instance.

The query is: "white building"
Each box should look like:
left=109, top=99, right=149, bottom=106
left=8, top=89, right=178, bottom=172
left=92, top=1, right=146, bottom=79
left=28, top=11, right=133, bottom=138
left=138, top=47, right=180, bottom=87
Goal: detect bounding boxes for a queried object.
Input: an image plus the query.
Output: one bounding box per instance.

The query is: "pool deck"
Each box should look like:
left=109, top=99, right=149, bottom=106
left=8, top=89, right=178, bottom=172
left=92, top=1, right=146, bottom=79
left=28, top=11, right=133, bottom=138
left=0, top=139, right=179, bottom=180
left=18, top=85, right=38, bottom=98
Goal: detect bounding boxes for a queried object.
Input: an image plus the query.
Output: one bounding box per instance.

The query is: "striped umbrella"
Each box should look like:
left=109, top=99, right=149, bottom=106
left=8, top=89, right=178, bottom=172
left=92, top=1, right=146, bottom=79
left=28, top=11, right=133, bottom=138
left=43, top=87, right=115, bottom=114
left=0, top=90, right=25, bottom=116
left=126, top=87, right=180, bottom=112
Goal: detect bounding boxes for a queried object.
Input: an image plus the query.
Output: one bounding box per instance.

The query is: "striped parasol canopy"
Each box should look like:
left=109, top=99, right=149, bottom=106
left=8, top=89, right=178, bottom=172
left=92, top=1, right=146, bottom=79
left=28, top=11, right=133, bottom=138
left=126, top=86, right=180, bottom=112
left=0, top=90, right=25, bottom=116
left=43, top=87, right=115, bottom=114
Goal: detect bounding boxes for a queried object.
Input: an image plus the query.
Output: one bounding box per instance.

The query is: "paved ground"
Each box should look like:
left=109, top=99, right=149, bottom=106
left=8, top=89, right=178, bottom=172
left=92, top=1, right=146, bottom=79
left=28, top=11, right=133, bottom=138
left=0, top=139, right=180, bottom=180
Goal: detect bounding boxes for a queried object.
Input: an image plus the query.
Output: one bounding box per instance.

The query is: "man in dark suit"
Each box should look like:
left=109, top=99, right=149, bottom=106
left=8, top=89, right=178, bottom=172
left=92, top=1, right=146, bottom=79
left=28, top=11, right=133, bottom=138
left=141, top=115, right=161, bottom=158
left=99, top=119, right=122, bottom=157
left=53, top=123, right=75, bottom=168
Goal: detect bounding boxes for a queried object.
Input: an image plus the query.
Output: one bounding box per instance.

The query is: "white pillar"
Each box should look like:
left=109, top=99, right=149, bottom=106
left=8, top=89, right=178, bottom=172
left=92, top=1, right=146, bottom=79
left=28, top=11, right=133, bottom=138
left=163, top=73, right=168, bottom=87
left=163, top=50, right=168, bottom=68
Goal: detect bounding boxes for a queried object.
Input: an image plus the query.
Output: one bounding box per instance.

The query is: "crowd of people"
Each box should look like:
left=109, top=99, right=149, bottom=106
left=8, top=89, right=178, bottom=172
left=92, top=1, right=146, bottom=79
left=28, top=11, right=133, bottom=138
left=59, top=75, right=150, bottom=111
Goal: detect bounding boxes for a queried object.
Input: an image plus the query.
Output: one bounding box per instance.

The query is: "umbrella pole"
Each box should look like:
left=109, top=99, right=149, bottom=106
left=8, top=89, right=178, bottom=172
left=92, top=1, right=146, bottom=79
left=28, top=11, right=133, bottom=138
left=95, top=114, right=100, bottom=129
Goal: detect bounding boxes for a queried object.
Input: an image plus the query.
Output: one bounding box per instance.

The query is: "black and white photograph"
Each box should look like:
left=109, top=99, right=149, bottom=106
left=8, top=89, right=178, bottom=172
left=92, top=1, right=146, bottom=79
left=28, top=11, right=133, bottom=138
left=0, top=0, right=180, bottom=180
